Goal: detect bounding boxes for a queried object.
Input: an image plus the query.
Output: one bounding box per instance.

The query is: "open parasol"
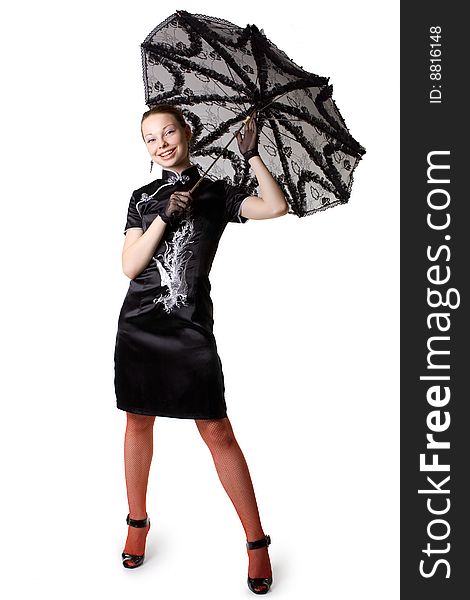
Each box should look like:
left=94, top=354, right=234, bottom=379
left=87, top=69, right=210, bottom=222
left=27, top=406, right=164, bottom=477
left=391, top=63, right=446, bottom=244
left=141, top=10, right=366, bottom=217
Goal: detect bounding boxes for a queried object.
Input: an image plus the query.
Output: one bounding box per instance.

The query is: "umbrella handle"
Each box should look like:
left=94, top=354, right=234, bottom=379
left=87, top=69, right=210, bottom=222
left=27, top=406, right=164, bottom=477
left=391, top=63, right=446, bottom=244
left=188, top=130, right=241, bottom=194
left=242, top=109, right=257, bottom=125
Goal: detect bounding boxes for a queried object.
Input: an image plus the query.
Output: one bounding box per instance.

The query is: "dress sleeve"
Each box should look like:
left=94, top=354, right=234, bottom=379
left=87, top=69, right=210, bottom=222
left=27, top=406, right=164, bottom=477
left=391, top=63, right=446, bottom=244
left=222, top=180, right=251, bottom=224
left=123, top=193, right=143, bottom=235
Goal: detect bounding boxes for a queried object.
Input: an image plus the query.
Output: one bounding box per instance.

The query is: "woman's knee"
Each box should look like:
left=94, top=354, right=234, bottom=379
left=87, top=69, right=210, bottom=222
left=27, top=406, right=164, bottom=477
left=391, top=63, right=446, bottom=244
left=195, top=417, right=236, bottom=448
left=126, top=411, right=156, bottom=432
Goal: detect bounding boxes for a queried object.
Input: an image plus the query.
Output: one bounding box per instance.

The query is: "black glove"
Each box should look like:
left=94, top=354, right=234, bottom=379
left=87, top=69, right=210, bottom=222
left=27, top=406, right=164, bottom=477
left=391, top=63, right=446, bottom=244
left=236, top=113, right=259, bottom=161
left=158, top=191, right=192, bottom=226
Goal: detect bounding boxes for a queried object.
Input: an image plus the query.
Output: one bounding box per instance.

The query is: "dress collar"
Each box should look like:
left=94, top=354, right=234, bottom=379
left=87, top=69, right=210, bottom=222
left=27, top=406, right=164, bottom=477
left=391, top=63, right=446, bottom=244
left=161, top=163, right=201, bottom=185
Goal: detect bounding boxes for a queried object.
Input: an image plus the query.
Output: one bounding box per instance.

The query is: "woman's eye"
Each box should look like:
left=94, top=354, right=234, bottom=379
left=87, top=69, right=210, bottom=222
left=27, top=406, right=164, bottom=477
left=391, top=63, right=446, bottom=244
left=146, top=130, right=173, bottom=143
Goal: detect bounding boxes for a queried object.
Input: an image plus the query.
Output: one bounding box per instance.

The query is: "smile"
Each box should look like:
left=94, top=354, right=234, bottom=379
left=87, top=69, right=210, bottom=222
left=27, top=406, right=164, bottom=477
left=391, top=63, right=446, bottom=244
left=159, top=148, right=176, bottom=159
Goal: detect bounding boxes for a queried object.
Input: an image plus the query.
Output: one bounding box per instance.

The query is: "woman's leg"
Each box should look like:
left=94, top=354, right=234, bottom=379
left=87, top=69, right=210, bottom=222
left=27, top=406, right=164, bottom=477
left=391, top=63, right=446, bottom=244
left=122, top=411, right=155, bottom=565
left=195, top=417, right=272, bottom=590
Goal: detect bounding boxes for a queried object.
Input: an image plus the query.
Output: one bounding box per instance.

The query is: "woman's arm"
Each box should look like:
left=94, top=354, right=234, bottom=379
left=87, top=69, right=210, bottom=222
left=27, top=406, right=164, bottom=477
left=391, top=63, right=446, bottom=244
left=240, top=155, right=289, bottom=220
left=122, top=190, right=192, bottom=280
left=235, top=114, right=289, bottom=220
left=122, top=216, right=167, bottom=280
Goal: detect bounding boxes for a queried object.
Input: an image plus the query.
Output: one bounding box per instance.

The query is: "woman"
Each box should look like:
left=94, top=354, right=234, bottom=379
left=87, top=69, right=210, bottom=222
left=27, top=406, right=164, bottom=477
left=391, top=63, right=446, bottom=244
left=114, top=103, right=288, bottom=594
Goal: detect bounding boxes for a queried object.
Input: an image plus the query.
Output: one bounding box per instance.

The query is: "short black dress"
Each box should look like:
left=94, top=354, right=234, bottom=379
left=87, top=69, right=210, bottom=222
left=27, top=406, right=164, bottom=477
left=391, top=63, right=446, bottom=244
left=114, top=162, right=251, bottom=419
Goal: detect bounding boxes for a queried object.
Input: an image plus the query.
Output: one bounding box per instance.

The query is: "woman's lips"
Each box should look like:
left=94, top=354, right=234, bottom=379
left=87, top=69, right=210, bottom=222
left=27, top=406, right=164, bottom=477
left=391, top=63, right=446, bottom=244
left=159, top=148, right=176, bottom=159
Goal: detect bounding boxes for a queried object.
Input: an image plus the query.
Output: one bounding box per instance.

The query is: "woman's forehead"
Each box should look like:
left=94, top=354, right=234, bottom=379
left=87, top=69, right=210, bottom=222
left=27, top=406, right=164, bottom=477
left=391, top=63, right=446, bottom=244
left=143, top=113, right=177, bottom=127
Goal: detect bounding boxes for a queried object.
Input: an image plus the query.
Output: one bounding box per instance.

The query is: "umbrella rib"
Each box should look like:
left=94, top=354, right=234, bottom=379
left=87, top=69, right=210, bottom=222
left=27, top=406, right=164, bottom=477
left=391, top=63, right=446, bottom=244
left=143, top=44, right=247, bottom=96
left=256, top=89, right=291, bottom=113
left=265, top=116, right=299, bottom=206
left=192, top=112, right=249, bottom=150
left=225, top=62, right=250, bottom=115
left=255, top=80, right=360, bottom=142
left=259, top=123, right=300, bottom=146
left=249, top=27, right=268, bottom=98
left=260, top=117, right=350, bottom=159
left=269, top=102, right=363, bottom=157
left=264, top=109, right=341, bottom=200
left=176, top=11, right=257, bottom=92
left=254, top=26, right=327, bottom=82
left=277, top=114, right=349, bottom=200
left=265, top=117, right=305, bottom=122
left=210, top=78, right=247, bottom=115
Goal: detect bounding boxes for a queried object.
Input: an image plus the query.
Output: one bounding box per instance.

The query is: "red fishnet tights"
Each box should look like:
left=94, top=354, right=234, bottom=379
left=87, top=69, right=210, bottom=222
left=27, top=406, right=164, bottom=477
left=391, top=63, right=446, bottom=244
left=195, top=417, right=272, bottom=590
left=122, top=413, right=154, bottom=567
left=123, top=413, right=271, bottom=588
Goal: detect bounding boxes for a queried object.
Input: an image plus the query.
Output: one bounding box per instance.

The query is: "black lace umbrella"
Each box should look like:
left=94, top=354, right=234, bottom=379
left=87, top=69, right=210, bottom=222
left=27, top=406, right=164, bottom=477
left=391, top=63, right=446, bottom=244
left=141, top=10, right=366, bottom=217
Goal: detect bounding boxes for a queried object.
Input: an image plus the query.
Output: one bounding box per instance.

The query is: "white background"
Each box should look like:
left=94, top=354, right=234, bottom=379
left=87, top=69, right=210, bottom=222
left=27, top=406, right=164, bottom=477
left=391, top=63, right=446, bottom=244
left=1, top=1, right=399, bottom=598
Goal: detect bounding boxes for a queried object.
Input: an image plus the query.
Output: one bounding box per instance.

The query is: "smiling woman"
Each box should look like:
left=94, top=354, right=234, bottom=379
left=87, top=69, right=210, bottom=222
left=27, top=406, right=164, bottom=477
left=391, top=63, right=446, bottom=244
left=141, top=106, right=193, bottom=169
left=114, top=103, right=288, bottom=593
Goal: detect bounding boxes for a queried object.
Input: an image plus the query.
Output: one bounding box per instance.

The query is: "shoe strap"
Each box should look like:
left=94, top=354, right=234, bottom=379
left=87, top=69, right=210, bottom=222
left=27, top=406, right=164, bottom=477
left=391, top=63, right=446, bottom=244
left=126, top=513, right=149, bottom=528
left=246, top=533, right=271, bottom=550
left=122, top=552, right=144, bottom=560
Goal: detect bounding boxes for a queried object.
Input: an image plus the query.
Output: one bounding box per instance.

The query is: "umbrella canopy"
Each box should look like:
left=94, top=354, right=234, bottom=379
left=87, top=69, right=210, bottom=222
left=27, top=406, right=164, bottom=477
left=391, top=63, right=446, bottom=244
left=141, top=10, right=366, bottom=217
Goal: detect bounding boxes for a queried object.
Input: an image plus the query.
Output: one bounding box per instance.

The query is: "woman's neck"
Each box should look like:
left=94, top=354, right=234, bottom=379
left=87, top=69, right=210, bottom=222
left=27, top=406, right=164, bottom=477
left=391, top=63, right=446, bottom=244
left=163, top=159, right=192, bottom=175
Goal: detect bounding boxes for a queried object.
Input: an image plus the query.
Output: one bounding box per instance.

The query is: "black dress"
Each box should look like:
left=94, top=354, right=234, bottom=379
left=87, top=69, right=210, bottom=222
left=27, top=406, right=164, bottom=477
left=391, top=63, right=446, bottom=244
left=114, top=163, right=251, bottom=419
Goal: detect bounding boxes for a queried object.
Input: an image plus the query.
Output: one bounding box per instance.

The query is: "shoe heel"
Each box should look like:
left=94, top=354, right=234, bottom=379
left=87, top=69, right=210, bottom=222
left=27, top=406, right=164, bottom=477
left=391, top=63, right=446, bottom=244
left=246, top=534, right=273, bottom=594
left=122, top=513, right=150, bottom=569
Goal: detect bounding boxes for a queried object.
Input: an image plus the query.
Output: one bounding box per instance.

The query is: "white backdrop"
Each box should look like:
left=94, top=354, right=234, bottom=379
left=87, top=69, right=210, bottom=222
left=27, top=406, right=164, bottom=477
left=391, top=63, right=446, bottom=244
left=1, top=1, right=399, bottom=598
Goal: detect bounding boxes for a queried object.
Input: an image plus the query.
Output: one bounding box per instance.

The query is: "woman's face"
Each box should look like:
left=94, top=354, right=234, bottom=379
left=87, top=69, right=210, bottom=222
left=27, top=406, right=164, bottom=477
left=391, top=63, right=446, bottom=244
left=142, top=113, right=191, bottom=171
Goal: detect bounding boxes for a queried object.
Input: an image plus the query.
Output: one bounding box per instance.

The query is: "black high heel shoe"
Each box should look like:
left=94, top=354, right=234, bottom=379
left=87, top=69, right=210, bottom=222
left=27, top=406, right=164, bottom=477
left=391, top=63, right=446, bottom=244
left=122, top=513, right=151, bottom=569
left=246, top=534, right=273, bottom=594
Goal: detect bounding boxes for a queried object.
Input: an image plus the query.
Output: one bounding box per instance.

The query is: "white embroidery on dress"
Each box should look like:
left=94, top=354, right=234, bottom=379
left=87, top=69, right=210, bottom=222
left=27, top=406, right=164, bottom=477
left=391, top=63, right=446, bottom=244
left=152, top=218, right=196, bottom=313
left=165, top=173, right=191, bottom=186
left=135, top=192, right=150, bottom=217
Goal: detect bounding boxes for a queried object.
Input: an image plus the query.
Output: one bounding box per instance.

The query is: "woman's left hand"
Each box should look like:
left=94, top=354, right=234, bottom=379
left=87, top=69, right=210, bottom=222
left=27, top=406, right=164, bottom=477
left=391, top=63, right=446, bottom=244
left=235, top=112, right=259, bottom=158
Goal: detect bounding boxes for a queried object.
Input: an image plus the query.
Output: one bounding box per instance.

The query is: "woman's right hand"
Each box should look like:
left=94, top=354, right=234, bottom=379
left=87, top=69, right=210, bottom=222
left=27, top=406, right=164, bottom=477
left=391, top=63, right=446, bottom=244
left=159, top=191, right=193, bottom=224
